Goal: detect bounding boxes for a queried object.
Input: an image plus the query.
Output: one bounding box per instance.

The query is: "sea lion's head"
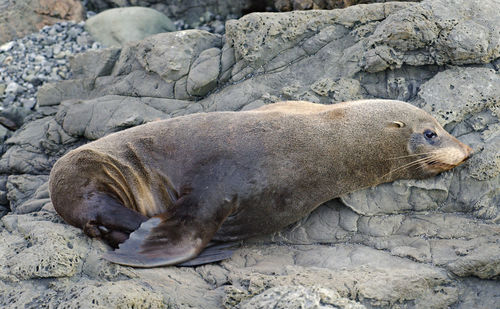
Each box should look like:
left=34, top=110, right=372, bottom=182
left=405, top=118, right=473, bottom=177
left=363, top=100, right=473, bottom=181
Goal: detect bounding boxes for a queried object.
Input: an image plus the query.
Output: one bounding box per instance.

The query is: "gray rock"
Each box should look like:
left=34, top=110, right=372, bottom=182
left=132, top=30, right=222, bottom=83
left=54, top=95, right=202, bottom=140
left=5, top=175, right=48, bottom=212
left=224, top=244, right=457, bottom=308
left=360, top=0, right=500, bottom=71
left=0, top=117, right=79, bottom=175
left=69, top=47, right=121, bottom=79
left=36, top=79, right=95, bottom=107
left=55, top=95, right=171, bottom=140
left=85, top=7, right=176, bottom=47
left=239, top=286, right=365, bottom=309
left=5, top=82, right=22, bottom=94
left=187, top=47, right=221, bottom=96
left=457, top=278, right=500, bottom=308
left=36, top=30, right=222, bottom=107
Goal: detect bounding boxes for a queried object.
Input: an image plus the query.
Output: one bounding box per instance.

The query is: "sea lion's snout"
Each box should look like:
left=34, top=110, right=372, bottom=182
left=451, top=139, right=474, bottom=166
left=422, top=138, right=473, bottom=173
left=462, top=144, right=474, bottom=162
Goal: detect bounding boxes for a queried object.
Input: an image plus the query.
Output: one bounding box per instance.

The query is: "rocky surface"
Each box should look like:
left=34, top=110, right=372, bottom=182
left=0, top=0, right=499, bottom=307
left=274, top=0, right=420, bottom=11
left=0, top=0, right=84, bottom=44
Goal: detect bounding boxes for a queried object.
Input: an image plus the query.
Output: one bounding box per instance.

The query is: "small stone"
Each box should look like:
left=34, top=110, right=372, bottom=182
left=203, top=11, right=215, bottom=22
left=213, top=21, right=225, bottom=34
left=3, top=56, right=13, bottom=65
left=34, top=55, right=46, bottom=63
left=67, top=27, right=82, bottom=39
left=0, top=42, right=15, bottom=52
left=53, top=23, right=62, bottom=32
left=48, top=27, right=58, bottom=36
left=57, top=71, right=67, bottom=79
left=5, top=82, right=20, bottom=94
left=3, top=94, right=15, bottom=105
left=198, top=25, right=212, bottom=32
left=76, top=34, right=92, bottom=46
left=20, top=98, right=36, bottom=110
left=54, top=52, right=67, bottom=59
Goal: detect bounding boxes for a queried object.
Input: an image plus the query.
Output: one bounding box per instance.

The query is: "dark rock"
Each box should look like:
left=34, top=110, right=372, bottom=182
left=0, top=176, right=8, bottom=206
left=0, top=117, right=18, bottom=131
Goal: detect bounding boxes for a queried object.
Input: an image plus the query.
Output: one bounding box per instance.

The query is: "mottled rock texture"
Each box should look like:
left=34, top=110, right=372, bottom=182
left=0, top=0, right=84, bottom=44
left=274, top=0, right=420, bottom=11
left=0, top=0, right=499, bottom=307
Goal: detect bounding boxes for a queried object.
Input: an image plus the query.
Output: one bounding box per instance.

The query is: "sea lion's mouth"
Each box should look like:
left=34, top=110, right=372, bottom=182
left=423, top=160, right=458, bottom=172
left=423, top=151, right=472, bottom=173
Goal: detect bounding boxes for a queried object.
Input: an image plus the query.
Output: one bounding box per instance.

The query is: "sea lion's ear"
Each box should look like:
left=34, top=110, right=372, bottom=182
left=389, top=121, right=405, bottom=128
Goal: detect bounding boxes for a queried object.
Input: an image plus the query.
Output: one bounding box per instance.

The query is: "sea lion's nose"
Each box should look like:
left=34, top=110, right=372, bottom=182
left=463, top=144, right=473, bottom=161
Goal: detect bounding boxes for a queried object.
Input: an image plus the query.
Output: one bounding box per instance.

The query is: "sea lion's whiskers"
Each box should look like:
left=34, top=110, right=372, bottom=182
left=386, top=151, right=438, bottom=160
left=381, top=156, right=433, bottom=180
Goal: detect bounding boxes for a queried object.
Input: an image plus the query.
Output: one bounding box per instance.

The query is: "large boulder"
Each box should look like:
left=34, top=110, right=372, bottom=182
left=0, top=0, right=499, bottom=307
left=84, top=7, right=176, bottom=47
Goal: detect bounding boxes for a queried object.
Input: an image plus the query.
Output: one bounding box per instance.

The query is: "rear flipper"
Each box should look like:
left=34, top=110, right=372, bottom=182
left=103, top=195, right=237, bottom=267
left=177, top=242, right=240, bottom=267
left=103, top=217, right=239, bottom=267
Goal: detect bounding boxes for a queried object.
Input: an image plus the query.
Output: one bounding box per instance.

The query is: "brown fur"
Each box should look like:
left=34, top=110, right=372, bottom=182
left=49, top=100, right=472, bottom=266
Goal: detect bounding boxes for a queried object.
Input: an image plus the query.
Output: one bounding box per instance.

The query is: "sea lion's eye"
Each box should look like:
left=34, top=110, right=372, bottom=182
left=424, top=129, right=437, bottom=140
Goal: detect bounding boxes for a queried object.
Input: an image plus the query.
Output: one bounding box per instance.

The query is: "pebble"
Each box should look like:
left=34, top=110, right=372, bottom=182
left=5, top=82, right=21, bottom=94
left=0, top=42, right=14, bottom=52
left=0, top=7, right=239, bottom=131
left=0, top=21, right=97, bottom=128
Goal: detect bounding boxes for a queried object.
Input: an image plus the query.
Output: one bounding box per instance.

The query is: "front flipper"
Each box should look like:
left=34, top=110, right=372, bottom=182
left=103, top=195, right=236, bottom=267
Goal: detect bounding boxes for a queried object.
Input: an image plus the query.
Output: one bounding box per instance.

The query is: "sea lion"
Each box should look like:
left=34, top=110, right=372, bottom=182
left=49, top=100, right=472, bottom=267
